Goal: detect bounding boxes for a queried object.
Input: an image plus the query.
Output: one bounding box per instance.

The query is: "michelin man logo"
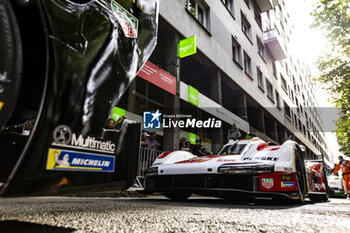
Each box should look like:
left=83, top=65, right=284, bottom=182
left=54, top=151, right=70, bottom=167
left=143, top=110, right=161, bottom=129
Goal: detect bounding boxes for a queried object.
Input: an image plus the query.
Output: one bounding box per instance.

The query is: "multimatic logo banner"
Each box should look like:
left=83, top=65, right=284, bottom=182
left=46, top=149, right=115, bottom=172
left=52, top=125, right=116, bottom=154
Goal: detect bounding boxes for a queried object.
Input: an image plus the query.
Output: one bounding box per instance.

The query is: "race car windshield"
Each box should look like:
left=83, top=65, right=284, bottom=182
left=217, top=144, right=247, bottom=155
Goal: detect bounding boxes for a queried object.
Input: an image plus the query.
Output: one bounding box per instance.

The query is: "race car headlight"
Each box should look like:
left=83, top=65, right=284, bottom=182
left=146, top=166, right=158, bottom=176
left=218, top=163, right=274, bottom=174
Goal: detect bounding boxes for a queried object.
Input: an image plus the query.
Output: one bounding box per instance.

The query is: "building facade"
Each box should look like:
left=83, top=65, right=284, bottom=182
left=116, top=0, right=332, bottom=164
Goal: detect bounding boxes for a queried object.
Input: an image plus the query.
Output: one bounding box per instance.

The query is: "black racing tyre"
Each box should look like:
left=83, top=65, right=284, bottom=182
left=295, top=174, right=306, bottom=204
left=295, top=149, right=307, bottom=204
left=309, top=193, right=329, bottom=202
left=164, top=192, right=191, bottom=201
left=0, top=0, right=22, bottom=131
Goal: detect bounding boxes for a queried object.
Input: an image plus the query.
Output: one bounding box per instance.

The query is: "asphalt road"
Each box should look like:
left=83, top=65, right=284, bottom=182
left=0, top=195, right=350, bottom=233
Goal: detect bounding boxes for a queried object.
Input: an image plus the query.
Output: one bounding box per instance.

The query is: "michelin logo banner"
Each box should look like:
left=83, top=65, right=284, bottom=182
left=46, top=149, right=115, bottom=172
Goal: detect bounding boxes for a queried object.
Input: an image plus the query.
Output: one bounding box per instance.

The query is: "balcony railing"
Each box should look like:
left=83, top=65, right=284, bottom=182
left=264, top=29, right=287, bottom=60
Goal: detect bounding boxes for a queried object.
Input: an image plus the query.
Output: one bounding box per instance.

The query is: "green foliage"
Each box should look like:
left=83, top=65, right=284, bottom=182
left=336, top=116, right=350, bottom=155
left=312, top=0, right=350, bottom=155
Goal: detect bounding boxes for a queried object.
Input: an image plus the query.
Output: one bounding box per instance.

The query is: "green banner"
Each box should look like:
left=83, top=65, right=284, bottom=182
left=188, top=85, right=199, bottom=106
left=178, top=36, right=196, bottom=58
left=189, top=133, right=197, bottom=145
left=110, top=107, right=126, bottom=121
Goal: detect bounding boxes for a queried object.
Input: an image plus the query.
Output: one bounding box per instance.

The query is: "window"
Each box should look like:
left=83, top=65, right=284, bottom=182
left=266, top=10, right=271, bottom=29
left=253, top=1, right=262, bottom=29
left=257, top=67, right=264, bottom=91
left=187, top=0, right=196, bottom=16
left=272, top=62, right=277, bottom=78
left=241, top=12, right=252, bottom=41
left=284, top=101, right=291, bottom=119
left=281, top=75, right=287, bottom=92
left=243, top=51, right=252, bottom=76
left=197, top=6, right=204, bottom=24
left=135, top=78, right=165, bottom=115
left=275, top=91, right=281, bottom=109
left=296, top=98, right=299, bottom=114
left=257, top=36, right=265, bottom=59
left=232, top=36, right=242, bottom=66
left=266, top=79, right=274, bottom=102
left=290, top=91, right=295, bottom=103
left=221, top=0, right=234, bottom=15
left=294, top=113, right=298, bottom=129
left=185, top=0, right=208, bottom=28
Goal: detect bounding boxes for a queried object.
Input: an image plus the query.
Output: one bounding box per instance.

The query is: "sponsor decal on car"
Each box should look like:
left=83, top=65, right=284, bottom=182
left=52, top=125, right=116, bottom=154
left=261, top=178, right=274, bottom=189
left=216, top=158, right=236, bottom=163
left=111, top=0, right=139, bottom=38
left=175, top=156, right=217, bottom=164
left=46, top=149, right=115, bottom=172
left=281, top=181, right=295, bottom=188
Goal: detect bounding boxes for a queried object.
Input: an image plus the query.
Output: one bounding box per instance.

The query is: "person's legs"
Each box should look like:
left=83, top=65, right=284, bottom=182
left=343, top=174, right=350, bottom=198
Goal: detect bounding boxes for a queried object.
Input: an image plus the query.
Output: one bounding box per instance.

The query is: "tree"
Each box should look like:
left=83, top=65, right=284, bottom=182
left=311, top=0, right=350, bottom=155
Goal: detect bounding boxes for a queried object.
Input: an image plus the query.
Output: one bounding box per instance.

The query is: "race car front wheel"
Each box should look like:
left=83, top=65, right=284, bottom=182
left=0, top=0, right=22, bottom=131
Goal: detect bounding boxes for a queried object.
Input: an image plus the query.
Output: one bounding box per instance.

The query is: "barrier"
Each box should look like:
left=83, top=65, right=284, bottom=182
left=134, top=147, right=162, bottom=187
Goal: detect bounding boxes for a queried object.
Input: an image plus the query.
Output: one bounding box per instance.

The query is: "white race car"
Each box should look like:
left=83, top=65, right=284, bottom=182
left=144, top=139, right=329, bottom=203
left=328, top=174, right=346, bottom=197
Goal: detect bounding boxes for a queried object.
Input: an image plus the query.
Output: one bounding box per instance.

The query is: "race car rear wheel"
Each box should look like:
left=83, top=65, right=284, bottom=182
left=0, top=0, right=22, bottom=131
left=164, top=192, right=191, bottom=201
left=309, top=193, right=329, bottom=202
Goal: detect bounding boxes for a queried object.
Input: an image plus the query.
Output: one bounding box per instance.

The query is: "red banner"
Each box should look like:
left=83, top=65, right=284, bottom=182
left=137, top=61, right=176, bottom=95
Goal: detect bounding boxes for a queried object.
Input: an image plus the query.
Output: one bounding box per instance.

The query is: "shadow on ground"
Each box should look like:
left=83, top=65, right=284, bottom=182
left=0, top=220, right=76, bottom=233
left=136, top=194, right=321, bottom=210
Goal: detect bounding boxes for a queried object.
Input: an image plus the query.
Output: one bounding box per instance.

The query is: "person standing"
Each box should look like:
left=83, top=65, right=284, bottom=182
left=179, top=137, right=186, bottom=150
left=140, top=132, right=149, bottom=147
left=333, top=156, right=350, bottom=199
left=147, top=132, right=160, bottom=150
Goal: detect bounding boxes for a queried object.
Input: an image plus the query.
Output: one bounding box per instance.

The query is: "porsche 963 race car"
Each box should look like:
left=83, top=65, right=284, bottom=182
left=145, top=139, right=329, bottom=203
left=328, top=174, right=346, bottom=198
